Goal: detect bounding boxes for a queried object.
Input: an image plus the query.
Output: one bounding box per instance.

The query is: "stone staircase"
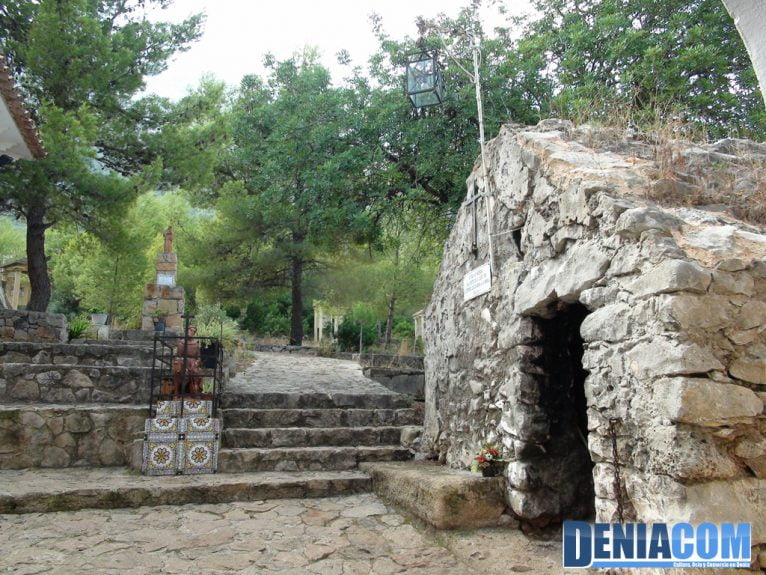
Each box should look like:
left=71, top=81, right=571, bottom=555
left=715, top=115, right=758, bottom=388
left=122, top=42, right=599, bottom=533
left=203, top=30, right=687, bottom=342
left=217, top=392, right=421, bottom=473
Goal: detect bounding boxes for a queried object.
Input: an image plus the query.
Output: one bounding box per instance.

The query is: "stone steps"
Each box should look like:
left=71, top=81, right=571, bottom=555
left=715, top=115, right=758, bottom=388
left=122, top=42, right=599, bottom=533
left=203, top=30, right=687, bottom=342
left=222, top=426, right=415, bottom=448
left=0, top=467, right=370, bottom=514
left=218, top=446, right=412, bottom=473
left=222, top=407, right=422, bottom=428
left=220, top=391, right=410, bottom=410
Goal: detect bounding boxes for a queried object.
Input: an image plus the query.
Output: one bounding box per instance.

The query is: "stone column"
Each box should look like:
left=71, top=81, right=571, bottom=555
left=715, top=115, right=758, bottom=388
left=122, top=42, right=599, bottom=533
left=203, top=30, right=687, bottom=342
left=141, top=244, right=185, bottom=332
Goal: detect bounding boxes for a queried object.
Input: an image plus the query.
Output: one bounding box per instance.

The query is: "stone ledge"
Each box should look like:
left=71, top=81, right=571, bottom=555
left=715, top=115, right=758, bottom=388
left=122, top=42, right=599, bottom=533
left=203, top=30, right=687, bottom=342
left=360, top=461, right=507, bottom=529
left=0, top=467, right=371, bottom=514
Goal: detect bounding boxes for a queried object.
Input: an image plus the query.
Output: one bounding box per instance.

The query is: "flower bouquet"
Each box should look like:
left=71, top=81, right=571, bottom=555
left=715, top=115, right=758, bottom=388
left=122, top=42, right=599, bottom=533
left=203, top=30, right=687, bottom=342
left=470, top=443, right=507, bottom=477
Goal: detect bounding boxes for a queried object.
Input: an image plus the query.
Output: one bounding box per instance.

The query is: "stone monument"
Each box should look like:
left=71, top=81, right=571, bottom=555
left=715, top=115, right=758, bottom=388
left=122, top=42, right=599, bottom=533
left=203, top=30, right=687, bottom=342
left=141, top=226, right=184, bottom=332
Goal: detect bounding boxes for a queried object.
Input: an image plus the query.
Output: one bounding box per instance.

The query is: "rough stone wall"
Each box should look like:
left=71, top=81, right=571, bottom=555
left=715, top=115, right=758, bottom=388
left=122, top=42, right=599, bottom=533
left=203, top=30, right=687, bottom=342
left=1, top=363, right=150, bottom=404
left=0, top=310, right=67, bottom=343
left=424, top=120, right=766, bottom=543
left=0, top=405, right=145, bottom=468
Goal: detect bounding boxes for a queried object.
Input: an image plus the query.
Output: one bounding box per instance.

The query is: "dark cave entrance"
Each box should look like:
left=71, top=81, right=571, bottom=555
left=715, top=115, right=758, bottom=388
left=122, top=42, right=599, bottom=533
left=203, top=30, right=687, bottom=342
left=534, top=301, right=595, bottom=521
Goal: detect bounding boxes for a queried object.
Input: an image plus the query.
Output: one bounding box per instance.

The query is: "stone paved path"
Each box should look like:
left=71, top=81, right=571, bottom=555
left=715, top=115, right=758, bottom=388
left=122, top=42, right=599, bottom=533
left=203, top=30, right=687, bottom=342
left=0, top=493, right=563, bottom=574
left=227, top=352, right=397, bottom=396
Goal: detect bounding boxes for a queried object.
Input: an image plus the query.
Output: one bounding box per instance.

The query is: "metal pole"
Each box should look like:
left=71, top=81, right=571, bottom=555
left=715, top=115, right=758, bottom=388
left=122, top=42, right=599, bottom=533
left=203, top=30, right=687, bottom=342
left=471, top=33, right=495, bottom=275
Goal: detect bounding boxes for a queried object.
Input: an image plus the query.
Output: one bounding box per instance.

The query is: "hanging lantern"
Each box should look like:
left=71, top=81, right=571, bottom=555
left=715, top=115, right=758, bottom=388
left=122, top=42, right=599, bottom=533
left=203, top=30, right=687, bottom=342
left=405, top=51, right=444, bottom=109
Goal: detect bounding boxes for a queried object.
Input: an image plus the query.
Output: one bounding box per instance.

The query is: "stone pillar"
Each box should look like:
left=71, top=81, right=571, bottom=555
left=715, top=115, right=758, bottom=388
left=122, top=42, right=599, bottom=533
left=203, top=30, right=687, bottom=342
left=141, top=231, right=185, bottom=332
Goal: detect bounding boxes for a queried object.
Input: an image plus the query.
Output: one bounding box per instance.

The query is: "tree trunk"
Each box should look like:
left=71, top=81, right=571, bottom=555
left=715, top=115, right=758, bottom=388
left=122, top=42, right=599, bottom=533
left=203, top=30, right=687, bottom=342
left=384, top=293, right=396, bottom=346
left=26, top=204, right=51, bottom=312
left=289, top=254, right=303, bottom=346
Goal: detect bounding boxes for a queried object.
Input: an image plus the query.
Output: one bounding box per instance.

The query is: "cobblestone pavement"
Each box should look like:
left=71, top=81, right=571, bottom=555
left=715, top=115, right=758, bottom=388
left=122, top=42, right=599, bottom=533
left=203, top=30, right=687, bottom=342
left=0, top=493, right=563, bottom=575
left=227, top=352, right=398, bottom=396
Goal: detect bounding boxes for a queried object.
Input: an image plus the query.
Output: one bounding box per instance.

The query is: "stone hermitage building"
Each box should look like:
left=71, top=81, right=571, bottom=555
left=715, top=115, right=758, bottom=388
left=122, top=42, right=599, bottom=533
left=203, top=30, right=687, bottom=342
left=424, top=120, right=766, bottom=545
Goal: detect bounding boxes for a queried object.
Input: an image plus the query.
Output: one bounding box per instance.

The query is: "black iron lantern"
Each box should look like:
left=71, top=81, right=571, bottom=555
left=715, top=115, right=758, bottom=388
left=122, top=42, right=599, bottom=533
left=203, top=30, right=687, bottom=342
left=405, top=51, right=444, bottom=109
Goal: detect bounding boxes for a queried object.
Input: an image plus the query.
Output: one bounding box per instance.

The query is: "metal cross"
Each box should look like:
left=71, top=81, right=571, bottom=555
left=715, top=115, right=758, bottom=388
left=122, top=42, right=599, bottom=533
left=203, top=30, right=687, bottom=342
left=465, top=182, right=482, bottom=257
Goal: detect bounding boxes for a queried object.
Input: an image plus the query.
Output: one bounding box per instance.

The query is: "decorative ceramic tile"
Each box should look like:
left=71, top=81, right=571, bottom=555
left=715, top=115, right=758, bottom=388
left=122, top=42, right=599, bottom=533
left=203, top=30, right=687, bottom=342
left=142, top=437, right=180, bottom=476
left=154, top=399, right=180, bottom=417
left=186, top=416, right=220, bottom=433
left=182, top=399, right=213, bottom=416
left=180, top=437, right=219, bottom=474
left=145, top=417, right=184, bottom=434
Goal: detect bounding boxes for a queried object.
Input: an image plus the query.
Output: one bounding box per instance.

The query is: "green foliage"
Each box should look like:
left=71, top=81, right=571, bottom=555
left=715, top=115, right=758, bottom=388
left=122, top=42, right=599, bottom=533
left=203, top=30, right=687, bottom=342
left=0, top=217, right=25, bottom=264
left=67, top=316, right=91, bottom=341
left=224, top=305, right=241, bottom=320
left=0, top=0, right=203, bottom=310
left=240, top=295, right=291, bottom=336
left=521, top=0, right=765, bottom=137
left=392, top=317, right=415, bottom=341
left=336, top=321, right=377, bottom=353
left=48, top=191, right=199, bottom=326
left=193, top=303, right=242, bottom=352
left=183, top=51, right=377, bottom=345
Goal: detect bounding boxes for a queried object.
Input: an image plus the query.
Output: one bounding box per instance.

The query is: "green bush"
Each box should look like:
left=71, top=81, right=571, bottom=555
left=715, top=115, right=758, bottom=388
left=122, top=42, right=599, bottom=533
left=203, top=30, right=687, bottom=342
left=194, top=303, right=242, bottom=352
left=336, top=318, right=376, bottom=352
left=224, top=305, right=241, bottom=320
left=241, top=295, right=291, bottom=336
left=67, top=316, right=91, bottom=341
left=392, top=317, right=415, bottom=340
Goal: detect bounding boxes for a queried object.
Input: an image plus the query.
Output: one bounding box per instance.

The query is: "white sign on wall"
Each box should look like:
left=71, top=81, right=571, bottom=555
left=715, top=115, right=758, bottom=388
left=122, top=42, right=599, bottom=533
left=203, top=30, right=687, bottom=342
left=463, top=263, right=492, bottom=301
left=156, top=273, right=175, bottom=287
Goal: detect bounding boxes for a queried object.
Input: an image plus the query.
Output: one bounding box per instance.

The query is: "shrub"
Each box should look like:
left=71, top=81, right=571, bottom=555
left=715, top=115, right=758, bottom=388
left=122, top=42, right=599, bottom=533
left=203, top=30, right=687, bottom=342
left=67, top=316, right=91, bottom=341
left=194, top=303, right=242, bottom=352
left=392, top=317, right=415, bottom=340
left=336, top=318, right=376, bottom=352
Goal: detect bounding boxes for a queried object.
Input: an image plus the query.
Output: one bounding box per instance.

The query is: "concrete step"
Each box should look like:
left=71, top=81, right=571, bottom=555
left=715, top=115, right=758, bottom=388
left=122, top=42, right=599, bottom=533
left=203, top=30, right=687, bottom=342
left=0, top=467, right=370, bottom=514
left=218, top=446, right=412, bottom=473
left=360, top=462, right=508, bottom=530
left=222, top=407, right=423, bottom=428
left=1, top=363, right=150, bottom=404
left=220, top=392, right=410, bottom=410
left=222, top=426, right=413, bottom=448
left=1, top=341, right=154, bottom=367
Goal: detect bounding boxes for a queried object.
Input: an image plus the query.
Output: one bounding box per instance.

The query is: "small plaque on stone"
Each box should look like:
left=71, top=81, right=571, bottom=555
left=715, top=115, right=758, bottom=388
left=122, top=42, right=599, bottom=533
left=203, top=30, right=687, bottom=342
left=463, top=263, right=492, bottom=301
left=156, top=273, right=175, bottom=287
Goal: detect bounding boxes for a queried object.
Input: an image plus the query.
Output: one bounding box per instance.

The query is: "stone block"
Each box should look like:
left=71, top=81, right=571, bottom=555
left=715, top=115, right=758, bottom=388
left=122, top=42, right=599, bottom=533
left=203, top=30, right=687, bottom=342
left=9, top=380, right=40, bottom=400
left=729, top=358, right=766, bottom=385
left=580, top=303, right=631, bottom=342
left=654, top=377, right=763, bottom=425
left=65, top=412, right=93, bottom=433
left=615, top=207, right=683, bottom=239
left=514, top=241, right=611, bottom=316
left=62, top=370, right=93, bottom=389
left=626, top=340, right=724, bottom=379
left=658, top=294, right=735, bottom=330
left=155, top=262, right=177, bottom=273
left=156, top=252, right=177, bottom=264
left=627, top=259, right=712, bottom=298
left=360, top=461, right=506, bottom=529
left=41, top=446, right=71, bottom=468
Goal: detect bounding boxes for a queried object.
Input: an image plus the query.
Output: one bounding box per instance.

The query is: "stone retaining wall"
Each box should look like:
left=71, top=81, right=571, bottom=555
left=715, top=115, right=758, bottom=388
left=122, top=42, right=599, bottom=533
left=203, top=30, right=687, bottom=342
left=0, top=310, right=67, bottom=343
left=1, top=364, right=150, bottom=404
left=0, top=405, right=145, bottom=468
left=359, top=353, right=424, bottom=370
left=424, top=120, right=766, bottom=543
left=1, top=341, right=153, bottom=368
left=363, top=367, right=425, bottom=400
